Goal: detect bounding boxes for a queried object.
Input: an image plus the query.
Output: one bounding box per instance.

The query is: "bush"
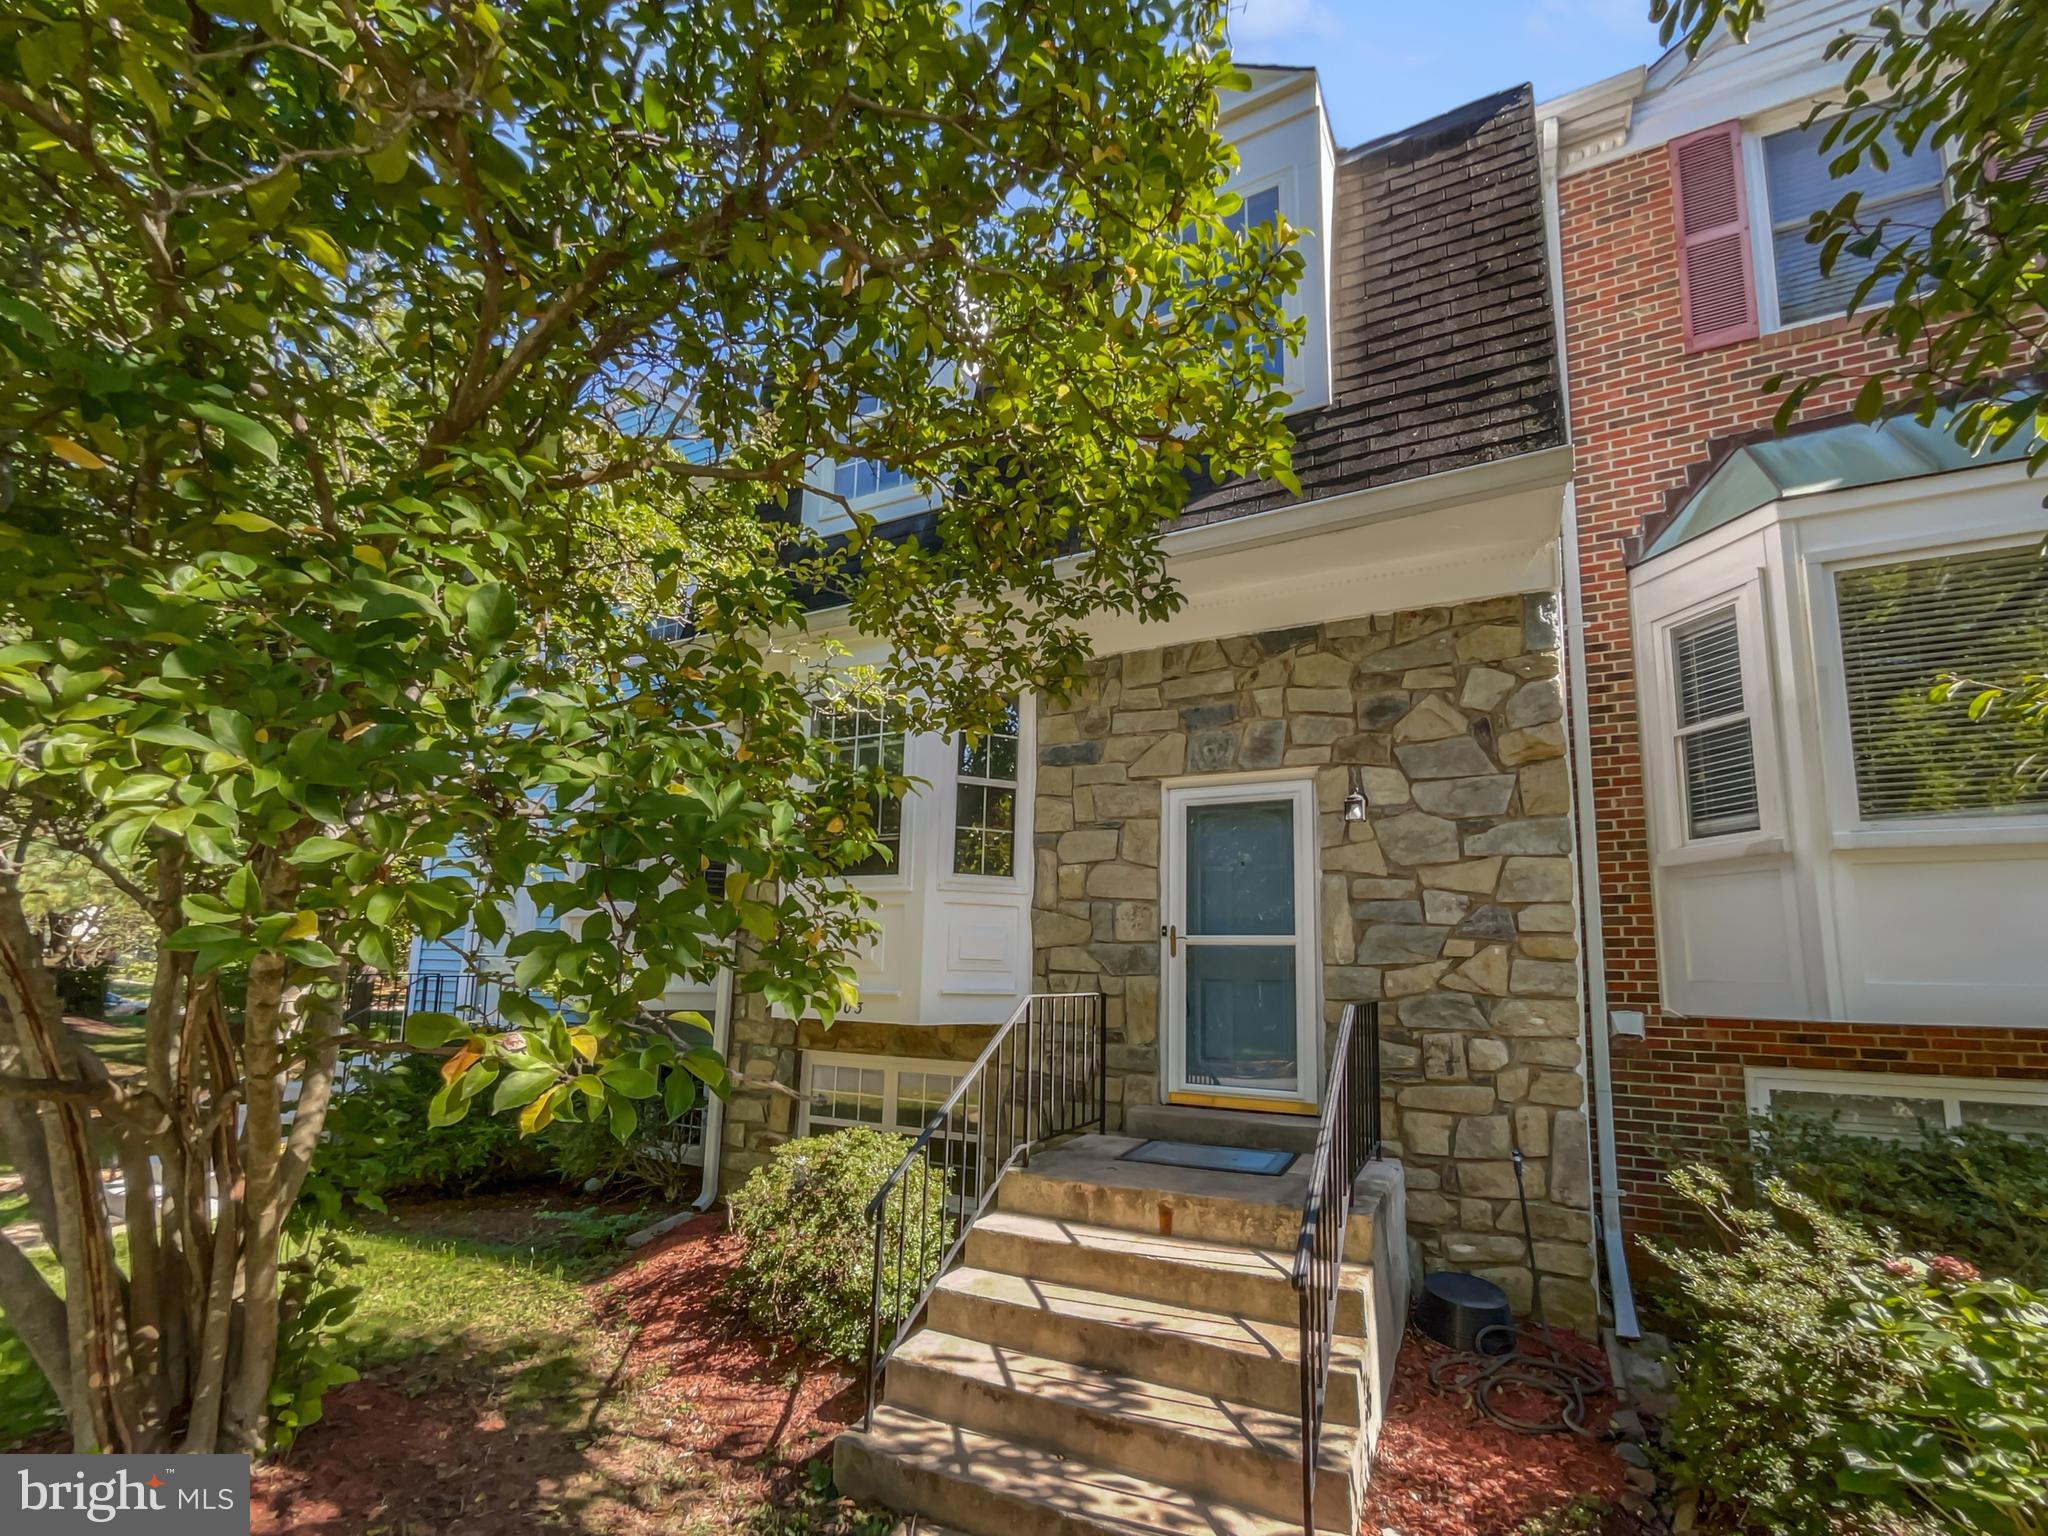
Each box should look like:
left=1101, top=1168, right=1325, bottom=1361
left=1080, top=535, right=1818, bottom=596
left=1838, top=1259, right=2048, bottom=1536
left=1651, top=1166, right=2048, bottom=1536
left=547, top=1112, right=703, bottom=1204
left=1709, top=1113, right=2048, bottom=1286
left=52, top=964, right=109, bottom=1018
left=725, top=1129, right=951, bottom=1362
left=299, top=1056, right=554, bottom=1218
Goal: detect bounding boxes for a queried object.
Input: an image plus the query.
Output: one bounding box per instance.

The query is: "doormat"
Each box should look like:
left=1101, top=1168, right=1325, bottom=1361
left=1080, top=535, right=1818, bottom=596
left=1120, top=1140, right=1296, bottom=1176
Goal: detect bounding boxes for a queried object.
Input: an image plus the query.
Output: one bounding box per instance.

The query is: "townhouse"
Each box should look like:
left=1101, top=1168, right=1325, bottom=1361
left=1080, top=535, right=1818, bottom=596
left=713, top=68, right=1603, bottom=1329
left=1538, top=0, right=2048, bottom=1269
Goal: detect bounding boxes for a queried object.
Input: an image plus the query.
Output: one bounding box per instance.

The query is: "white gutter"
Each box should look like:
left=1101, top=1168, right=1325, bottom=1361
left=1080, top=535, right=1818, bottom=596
left=691, top=963, right=737, bottom=1212
left=1540, top=113, right=1639, bottom=1339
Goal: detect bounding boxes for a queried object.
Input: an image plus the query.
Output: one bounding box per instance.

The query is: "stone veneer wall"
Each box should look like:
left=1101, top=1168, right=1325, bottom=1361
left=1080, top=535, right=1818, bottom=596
left=1030, top=594, right=1596, bottom=1329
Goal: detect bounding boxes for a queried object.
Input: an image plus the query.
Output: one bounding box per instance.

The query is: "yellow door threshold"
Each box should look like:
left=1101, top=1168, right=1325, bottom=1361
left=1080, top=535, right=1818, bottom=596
left=1164, top=1091, right=1319, bottom=1117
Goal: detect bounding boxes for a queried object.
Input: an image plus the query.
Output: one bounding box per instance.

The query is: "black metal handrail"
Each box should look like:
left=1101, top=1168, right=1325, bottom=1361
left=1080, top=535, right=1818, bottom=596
left=1289, top=1001, right=1382, bottom=1536
left=861, top=990, right=1106, bottom=1428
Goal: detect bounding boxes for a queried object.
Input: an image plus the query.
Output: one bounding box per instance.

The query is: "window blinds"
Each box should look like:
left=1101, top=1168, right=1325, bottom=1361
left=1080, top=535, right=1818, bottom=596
left=1836, top=544, right=2048, bottom=821
left=1674, top=612, right=1763, bottom=838
left=1763, top=119, right=1945, bottom=325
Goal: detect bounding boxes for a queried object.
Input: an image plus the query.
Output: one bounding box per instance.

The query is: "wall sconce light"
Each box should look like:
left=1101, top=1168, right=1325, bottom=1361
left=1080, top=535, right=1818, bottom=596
left=1342, top=767, right=1369, bottom=823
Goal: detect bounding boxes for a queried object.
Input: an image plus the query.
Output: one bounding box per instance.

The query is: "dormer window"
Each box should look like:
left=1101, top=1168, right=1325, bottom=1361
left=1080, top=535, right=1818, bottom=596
left=1223, top=183, right=1286, bottom=379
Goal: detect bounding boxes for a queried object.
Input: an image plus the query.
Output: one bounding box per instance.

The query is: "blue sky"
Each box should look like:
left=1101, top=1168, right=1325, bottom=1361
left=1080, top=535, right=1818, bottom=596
left=1226, top=0, right=1670, bottom=145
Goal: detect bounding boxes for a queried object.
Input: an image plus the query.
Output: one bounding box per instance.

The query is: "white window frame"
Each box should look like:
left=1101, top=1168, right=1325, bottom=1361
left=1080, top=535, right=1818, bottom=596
left=939, top=696, right=1033, bottom=892
left=1809, top=529, right=2048, bottom=847
left=798, top=1049, right=983, bottom=1190
left=1645, top=579, right=1786, bottom=863
left=1747, top=1066, right=2048, bottom=1135
left=810, top=697, right=915, bottom=891
left=1745, top=101, right=1949, bottom=336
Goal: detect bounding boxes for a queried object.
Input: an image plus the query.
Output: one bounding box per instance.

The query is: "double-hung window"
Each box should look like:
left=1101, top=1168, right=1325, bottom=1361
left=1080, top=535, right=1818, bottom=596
left=813, top=698, right=906, bottom=877
left=1759, top=117, right=1946, bottom=328
left=1834, top=543, right=2048, bottom=822
left=952, top=699, right=1021, bottom=878
left=1672, top=609, right=1762, bottom=840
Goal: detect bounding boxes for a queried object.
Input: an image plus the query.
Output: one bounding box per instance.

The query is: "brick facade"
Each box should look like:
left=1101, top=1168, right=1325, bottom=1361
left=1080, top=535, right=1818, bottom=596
left=1559, top=145, right=2048, bottom=1235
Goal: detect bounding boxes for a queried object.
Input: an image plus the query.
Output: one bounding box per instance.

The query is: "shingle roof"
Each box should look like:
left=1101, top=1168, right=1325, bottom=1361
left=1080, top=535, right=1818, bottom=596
left=784, top=83, right=1565, bottom=611
left=1176, top=84, right=1565, bottom=527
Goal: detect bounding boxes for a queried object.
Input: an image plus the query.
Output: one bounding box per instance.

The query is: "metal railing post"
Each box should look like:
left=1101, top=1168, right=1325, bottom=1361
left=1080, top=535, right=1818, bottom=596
left=861, top=991, right=1106, bottom=1417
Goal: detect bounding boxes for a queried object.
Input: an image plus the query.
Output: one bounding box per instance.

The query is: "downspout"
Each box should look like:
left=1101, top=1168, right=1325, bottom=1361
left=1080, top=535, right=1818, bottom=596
left=690, top=963, right=737, bottom=1212
left=1539, top=113, right=1639, bottom=1339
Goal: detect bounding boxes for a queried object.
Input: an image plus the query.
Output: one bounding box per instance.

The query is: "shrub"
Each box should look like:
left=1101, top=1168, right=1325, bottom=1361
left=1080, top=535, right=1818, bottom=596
left=1710, top=1113, right=2048, bottom=1286
left=1651, top=1165, right=2048, bottom=1536
left=725, top=1129, right=952, bottom=1362
left=1651, top=1167, right=1895, bottom=1535
left=299, top=1056, right=553, bottom=1218
left=546, top=1112, right=703, bottom=1204
left=1838, top=1259, right=2048, bottom=1536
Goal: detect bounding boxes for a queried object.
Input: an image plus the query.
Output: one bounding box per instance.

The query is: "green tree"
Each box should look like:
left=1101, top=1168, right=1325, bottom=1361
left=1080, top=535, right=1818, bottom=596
left=1651, top=0, right=2048, bottom=774
left=0, top=0, right=1297, bottom=1452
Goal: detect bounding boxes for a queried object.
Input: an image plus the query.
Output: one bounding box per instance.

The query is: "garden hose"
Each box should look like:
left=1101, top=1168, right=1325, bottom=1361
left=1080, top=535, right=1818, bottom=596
left=1426, top=1148, right=1609, bottom=1435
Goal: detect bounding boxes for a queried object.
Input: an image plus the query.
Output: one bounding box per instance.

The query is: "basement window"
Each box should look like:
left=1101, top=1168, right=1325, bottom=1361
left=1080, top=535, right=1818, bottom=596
left=1748, top=1068, right=2048, bottom=1142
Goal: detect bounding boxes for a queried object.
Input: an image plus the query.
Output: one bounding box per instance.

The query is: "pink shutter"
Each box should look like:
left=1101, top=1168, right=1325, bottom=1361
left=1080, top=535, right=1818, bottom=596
left=1670, top=121, right=1758, bottom=351
left=1988, top=108, right=2048, bottom=188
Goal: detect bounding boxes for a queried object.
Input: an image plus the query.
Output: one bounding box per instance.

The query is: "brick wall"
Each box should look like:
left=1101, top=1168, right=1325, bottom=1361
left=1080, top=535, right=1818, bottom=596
left=1558, top=145, right=2048, bottom=1235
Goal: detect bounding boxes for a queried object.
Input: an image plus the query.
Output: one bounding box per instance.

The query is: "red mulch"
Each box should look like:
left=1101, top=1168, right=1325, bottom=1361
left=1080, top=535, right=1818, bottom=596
left=1361, top=1327, right=1636, bottom=1536
left=250, top=1211, right=861, bottom=1536
left=593, top=1210, right=861, bottom=1477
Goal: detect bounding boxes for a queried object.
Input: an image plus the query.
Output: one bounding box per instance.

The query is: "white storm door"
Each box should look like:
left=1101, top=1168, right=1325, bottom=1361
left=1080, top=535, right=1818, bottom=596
left=1161, top=778, right=1320, bottom=1107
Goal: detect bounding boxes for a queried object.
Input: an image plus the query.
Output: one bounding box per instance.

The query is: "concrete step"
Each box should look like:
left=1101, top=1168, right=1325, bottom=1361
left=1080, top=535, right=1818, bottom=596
left=924, top=1267, right=1369, bottom=1427
left=835, top=1407, right=1350, bottom=1536
left=998, top=1141, right=1373, bottom=1263
left=884, top=1331, right=1362, bottom=1531
left=964, top=1210, right=1370, bottom=1335
left=1123, top=1104, right=1321, bottom=1155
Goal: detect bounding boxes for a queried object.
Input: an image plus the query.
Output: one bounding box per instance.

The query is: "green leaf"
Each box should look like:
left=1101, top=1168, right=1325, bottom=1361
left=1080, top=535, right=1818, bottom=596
left=663, top=1068, right=700, bottom=1121
left=365, top=138, right=411, bottom=184
left=135, top=723, right=221, bottom=754
left=492, top=1067, right=557, bottom=1112
left=608, top=1096, right=638, bottom=1143
left=287, top=836, right=359, bottom=865
left=215, top=510, right=284, bottom=534
left=463, top=583, right=517, bottom=650
left=403, top=1011, right=466, bottom=1048
left=427, top=1079, right=470, bottom=1127
left=247, top=168, right=300, bottom=228
left=190, top=402, right=279, bottom=464
left=597, top=1063, right=659, bottom=1099
left=287, top=226, right=349, bottom=279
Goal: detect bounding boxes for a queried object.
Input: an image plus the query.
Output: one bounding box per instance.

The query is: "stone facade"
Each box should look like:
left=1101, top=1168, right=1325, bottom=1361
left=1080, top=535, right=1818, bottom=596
left=718, top=975, right=992, bottom=1181
left=1031, top=594, right=1596, bottom=1328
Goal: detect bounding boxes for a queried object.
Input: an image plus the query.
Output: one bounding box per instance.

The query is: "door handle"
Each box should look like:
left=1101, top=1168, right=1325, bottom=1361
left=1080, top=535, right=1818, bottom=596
left=1161, top=924, right=1179, bottom=958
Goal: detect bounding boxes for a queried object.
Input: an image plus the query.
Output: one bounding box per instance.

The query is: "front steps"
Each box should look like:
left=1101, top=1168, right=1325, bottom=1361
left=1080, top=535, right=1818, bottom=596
left=835, top=1135, right=1395, bottom=1536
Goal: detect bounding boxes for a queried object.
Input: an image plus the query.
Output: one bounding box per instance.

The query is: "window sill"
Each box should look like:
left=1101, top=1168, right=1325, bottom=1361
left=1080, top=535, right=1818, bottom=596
left=1831, top=819, right=2048, bottom=854
left=1656, top=832, right=1788, bottom=868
